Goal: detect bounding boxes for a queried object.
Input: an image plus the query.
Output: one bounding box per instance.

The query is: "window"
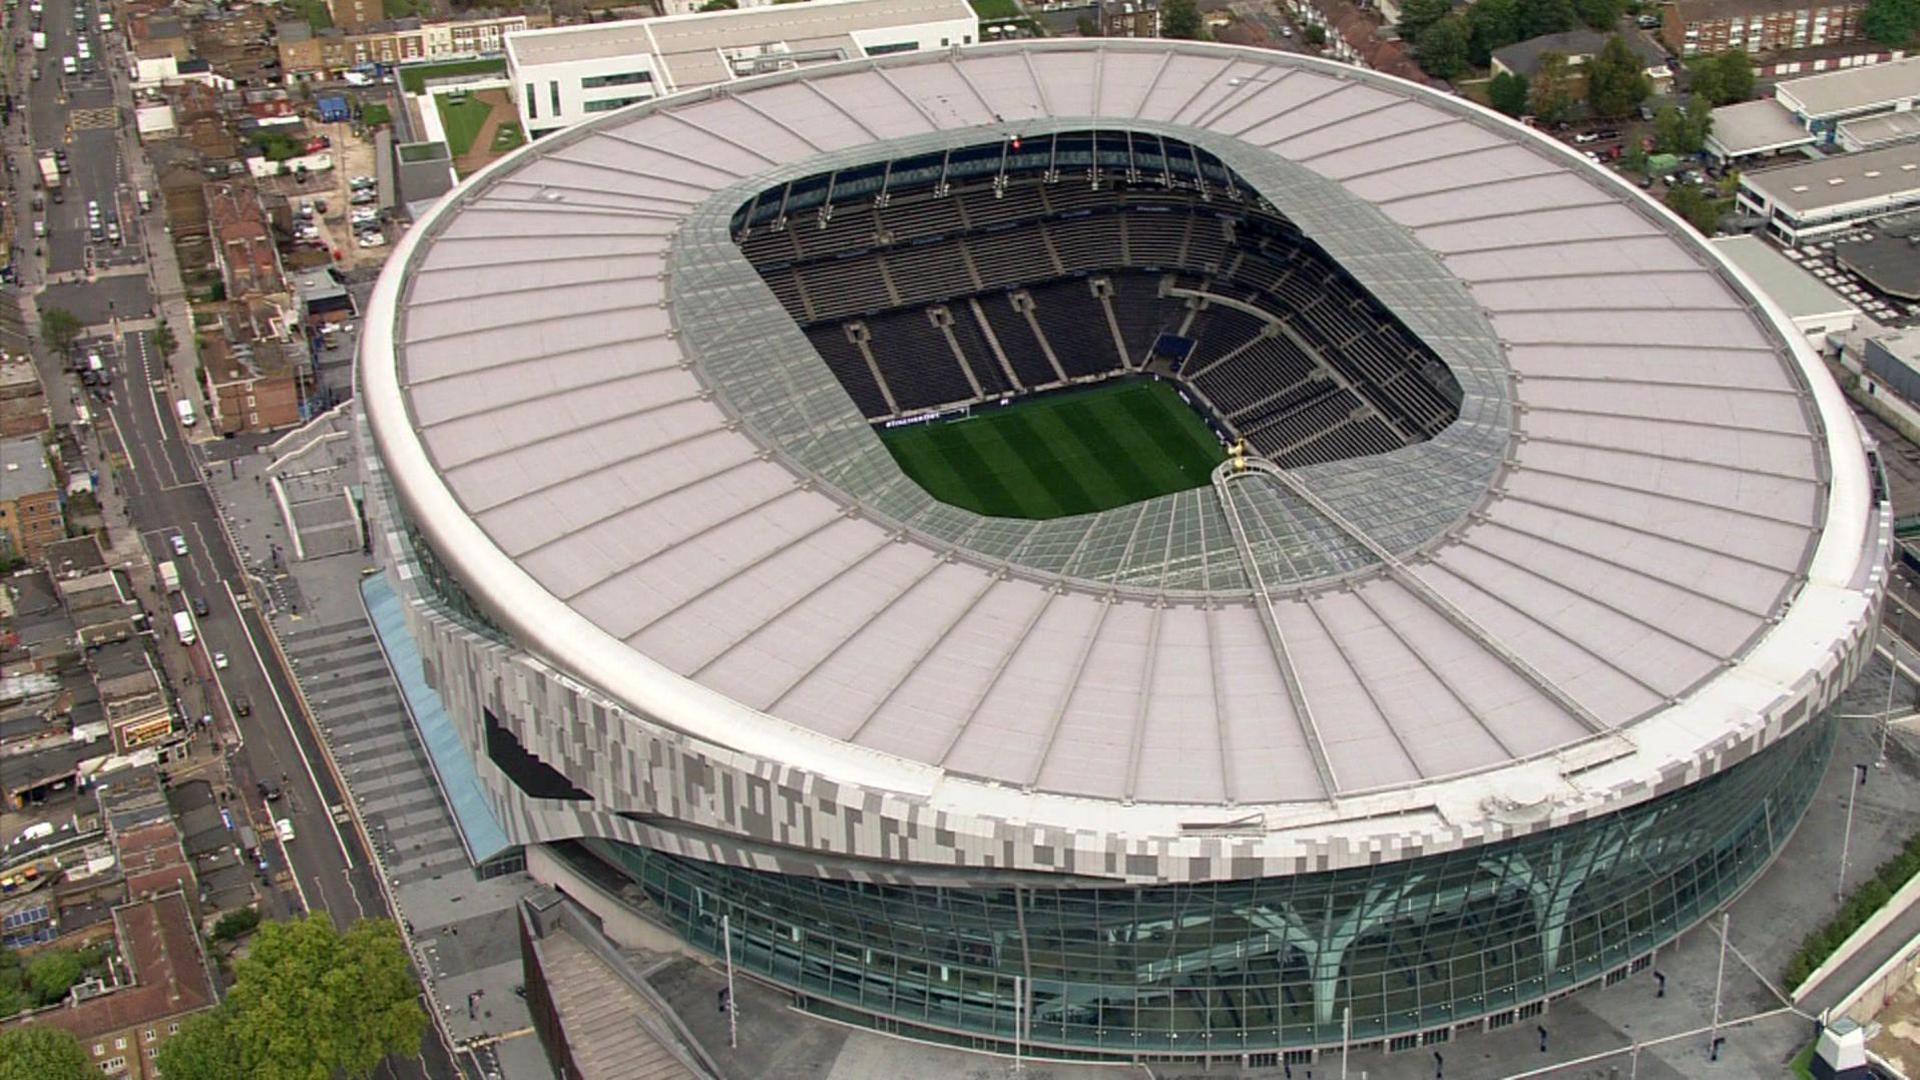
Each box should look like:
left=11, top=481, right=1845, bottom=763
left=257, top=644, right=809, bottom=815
left=99, top=1057, right=125, bottom=1074
left=580, top=70, right=651, bottom=89
left=144, top=1029, right=155, bottom=1043
left=114, top=1038, right=126, bottom=1050
left=525, top=83, right=536, bottom=120
left=583, top=96, right=649, bottom=113
left=168, top=1023, right=180, bottom=1035
left=866, top=41, right=917, bottom=55
left=550, top=81, right=561, bottom=117
left=93, top=1044, right=104, bottom=1057
left=483, top=708, right=590, bottom=800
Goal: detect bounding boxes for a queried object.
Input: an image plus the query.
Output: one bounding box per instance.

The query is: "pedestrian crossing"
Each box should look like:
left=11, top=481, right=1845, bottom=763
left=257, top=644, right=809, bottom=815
left=280, top=619, right=475, bottom=887
left=69, top=107, right=117, bottom=130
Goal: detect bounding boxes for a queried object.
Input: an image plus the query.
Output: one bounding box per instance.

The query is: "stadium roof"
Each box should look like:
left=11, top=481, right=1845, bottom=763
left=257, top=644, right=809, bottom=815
left=366, top=42, right=1881, bottom=837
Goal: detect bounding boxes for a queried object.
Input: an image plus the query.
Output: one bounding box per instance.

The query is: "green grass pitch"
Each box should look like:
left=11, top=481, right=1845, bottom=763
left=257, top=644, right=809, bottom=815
left=879, top=380, right=1227, bottom=519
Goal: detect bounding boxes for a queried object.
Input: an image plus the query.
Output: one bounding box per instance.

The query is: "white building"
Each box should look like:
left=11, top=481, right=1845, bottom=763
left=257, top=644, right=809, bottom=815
left=1711, top=235, right=1858, bottom=345
left=504, top=0, right=979, bottom=139
left=1737, top=143, right=1920, bottom=244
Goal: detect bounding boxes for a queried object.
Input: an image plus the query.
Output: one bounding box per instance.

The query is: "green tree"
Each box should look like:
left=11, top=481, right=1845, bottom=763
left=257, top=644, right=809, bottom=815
left=1585, top=34, right=1651, bottom=118
left=0, top=1027, right=91, bottom=1080
left=153, top=320, right=178, bottom=360
left=211, top=907, right=262, bottom=943
left=38, top=306, right=81, bottom=355
left=1664, top=182, right=1726, bottom=233
left=1653, top=99, right=1713, bottom=153
left=225, top=917, right=424, bottom=1080
left=1620, top=140, right=1649, bottom=176
left=25, top=951, right=83, bottom=1006
left=1416, top=15, right=1473, bottom=79
left=154, top=1012, right=248, bottom=1080
left=1863, top=0, right=1920, bottom=45
left=1162, top=0, right=1204, bottom=38
left=1574, top=0, right=1623, bottom=29
left=1518, top=0, right=1580, bottom=37
left=696, top=0, right=736, bottom=9
left=1688, top=49, right=1754, bottom=105
left=1304, top=23, right=1327, bottom=45
left=1488, top=70, right=1531, bottom=116
left=1397, top=0, right=1454, bottom=40
left=1467, top=0, right=1522, bottom=65
left=1528, top=52, right=1577, bottom=122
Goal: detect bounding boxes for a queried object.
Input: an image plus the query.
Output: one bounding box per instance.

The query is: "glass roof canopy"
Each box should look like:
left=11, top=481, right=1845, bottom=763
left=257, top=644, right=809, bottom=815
left=670, top=120, right=1513, bottom=598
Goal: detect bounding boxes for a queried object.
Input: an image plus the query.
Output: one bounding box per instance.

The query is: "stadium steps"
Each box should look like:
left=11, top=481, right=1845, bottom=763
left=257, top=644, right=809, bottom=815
left=967, top=297, right=1025, bottom=391
left=929, top=306, right=988, bottom=399
left=1009, top=290, right=1071, bottom=386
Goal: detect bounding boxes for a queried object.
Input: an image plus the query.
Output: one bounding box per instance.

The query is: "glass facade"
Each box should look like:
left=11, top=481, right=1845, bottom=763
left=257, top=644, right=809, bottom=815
left=575, top=713, right=1832, bottom=1059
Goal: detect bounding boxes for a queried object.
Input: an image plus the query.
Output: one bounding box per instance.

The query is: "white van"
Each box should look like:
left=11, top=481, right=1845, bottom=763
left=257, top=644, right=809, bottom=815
left=176, top=399, right=195, bottom=426
left=172, top=610, right=196, bottom=645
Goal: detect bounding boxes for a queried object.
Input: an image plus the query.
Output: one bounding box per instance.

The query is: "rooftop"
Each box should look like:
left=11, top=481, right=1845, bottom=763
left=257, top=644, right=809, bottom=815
left=507, top=0, right=974, bottom=72
left=1839, top=235, right=1920, bottom=300
left=1671, top=0, right=1842, bottom=22
left=365, top=41, right=1877, bottom=862
left=0, top=893, right=215, bottom=1041
left=1776, top=56, right=1920, bottom=120
left=1711, top=235, right=1858, bottom=321
left=1839, top=110, right=1920, bottom=150
left=1742, top=143, right=1920, bottom=215
left=1492, top=29, right=1667, bottom=78
left=0, top=437, right=53, bottom=500
left=1707, top=99, right=1816, bottom=156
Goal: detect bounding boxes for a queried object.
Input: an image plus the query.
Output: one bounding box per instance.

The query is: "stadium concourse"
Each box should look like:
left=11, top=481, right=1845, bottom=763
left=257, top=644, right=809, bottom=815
left=359, top=39, right=1890, bottom=1065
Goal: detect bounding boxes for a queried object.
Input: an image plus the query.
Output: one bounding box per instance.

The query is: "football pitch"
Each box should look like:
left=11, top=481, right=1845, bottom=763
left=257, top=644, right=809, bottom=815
left=880, top=380, right=1227, bottom=519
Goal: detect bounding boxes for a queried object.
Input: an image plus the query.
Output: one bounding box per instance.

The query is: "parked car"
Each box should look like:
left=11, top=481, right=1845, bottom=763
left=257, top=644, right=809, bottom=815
left=213, top=651, right=229, bottom=670
left=192, top=596, right=209, bottom=616
left=170, top=534, right=188, bottom=556
left=275, top=818, right=295, bottom=844
left=257, top=778, right=281, bottom=802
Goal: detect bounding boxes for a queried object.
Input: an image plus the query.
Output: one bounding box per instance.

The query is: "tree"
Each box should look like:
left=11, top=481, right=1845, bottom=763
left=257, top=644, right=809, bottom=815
left=1518, top=0, right=1580, bottom=37
left=1304, top=24, right=1327, bottom=45
left=1397, top=0, right=1454, bottom=40
left=1528, top=52, right=1577, bottom=123
left=0, top=1027, right=91, bottom=1080
left=153, top=320, right=178, bottom=360
left=1467, top=0, right=1522, bottom=66
left=159, top=917, right=424, bottom=1080
left=1488, top=70, right=1531, bottom=116
left=1076, top=14, right=1099, bottom=34
left=211, top=906, right=262, bottom=943
left=1416, top=16, right=1473, bottom=80
left=25, top=951, right=83, bottom=1007
left=1574, top=0, right=1623, bottom=29
left=695, top=0, right=736, bottom=9
left=1664, top=182, right=1726, bottom=234
left=1162, top=0, right=1204, bottom=38
left=1653, top=99, right=1713, bottom=153
left=155, top=1012, right=248, bottom=1080
left=1688, top=49, right=1755, bottom=105
left=1585, top=34, right=1651, bottom=118
left=38, top=306, right=80, bottom=356
left=1862, top=0, right=1920, bottom=45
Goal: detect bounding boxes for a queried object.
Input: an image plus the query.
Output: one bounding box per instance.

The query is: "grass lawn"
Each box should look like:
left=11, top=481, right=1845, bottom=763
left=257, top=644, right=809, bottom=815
left=288, top=0, right=331, bottom=31
left=881, top=380, right=1225, bottom=519
left=360, top=102, right=392, bottom=127
left=400, top=58, right=506, bottom=95
left=435, top=94, right=494, bottom=158
left=1790, top=1039, right=1817, bottom=1079
left=970, top=0, right=1023, bottom=18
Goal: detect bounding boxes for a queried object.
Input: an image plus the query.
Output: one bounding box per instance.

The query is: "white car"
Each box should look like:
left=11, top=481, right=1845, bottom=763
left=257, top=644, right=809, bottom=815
left=275, top=818, right=295, bottom=843
left=213, top=651, right=229, bottom=669
left=170, top=534, right=188, bottom=556
left=357, top=233, right=387, bottom=249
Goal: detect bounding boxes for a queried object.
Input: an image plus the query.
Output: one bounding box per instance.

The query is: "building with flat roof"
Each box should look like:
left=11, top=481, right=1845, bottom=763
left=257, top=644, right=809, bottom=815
left=1661, top=0, right=1868, bottom=57
left=1706, top=98, right=1818, bottom=163
left=1712, top=235, right=1859, bottom=341
left=1775, top=55, right=1920, bottom=144
left=1839, top=110, right=1920, bottom=153
left=0, top=436, right=62, bottom=562
left=1840, top=231, right=1920, bottom=300
left=362, top=40, right=1885, bottom=1062
left=1738, top=143, right=1920, bottom=243
left=503, top=0, right=978, bottom=139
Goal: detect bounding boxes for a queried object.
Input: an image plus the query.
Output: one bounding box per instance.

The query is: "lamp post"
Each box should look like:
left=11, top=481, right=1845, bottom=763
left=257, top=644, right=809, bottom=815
left=1839, top=762, right=1869, bottom=901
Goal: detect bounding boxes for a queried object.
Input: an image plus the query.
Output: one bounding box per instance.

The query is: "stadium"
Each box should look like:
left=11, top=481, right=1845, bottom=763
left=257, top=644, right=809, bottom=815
left=360, top=40, right=1890, bottom=1063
